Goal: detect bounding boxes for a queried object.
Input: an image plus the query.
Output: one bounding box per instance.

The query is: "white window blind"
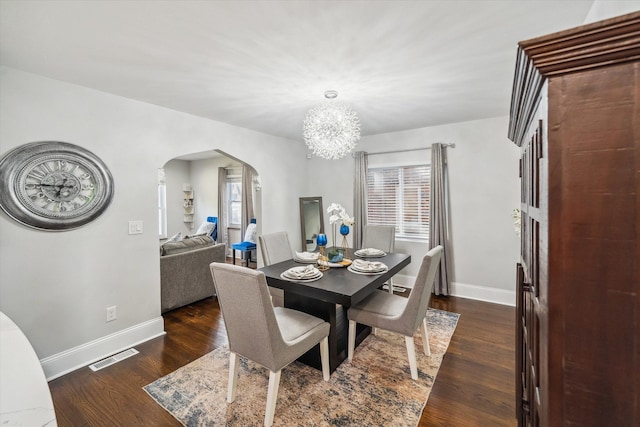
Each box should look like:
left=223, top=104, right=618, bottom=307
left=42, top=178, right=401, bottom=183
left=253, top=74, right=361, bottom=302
left=366, top=164, right=430, bottom=240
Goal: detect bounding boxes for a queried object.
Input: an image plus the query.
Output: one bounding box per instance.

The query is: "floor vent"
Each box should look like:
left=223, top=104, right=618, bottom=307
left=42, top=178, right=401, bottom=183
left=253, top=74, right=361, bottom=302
left=382, top=284, right=407, bottom=293
left=89, top=348, right=139, bottom=372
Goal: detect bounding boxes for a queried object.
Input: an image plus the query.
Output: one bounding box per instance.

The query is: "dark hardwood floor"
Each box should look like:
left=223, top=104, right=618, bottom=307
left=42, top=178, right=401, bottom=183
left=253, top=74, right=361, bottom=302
left=49, top=294, right=516, bottom=426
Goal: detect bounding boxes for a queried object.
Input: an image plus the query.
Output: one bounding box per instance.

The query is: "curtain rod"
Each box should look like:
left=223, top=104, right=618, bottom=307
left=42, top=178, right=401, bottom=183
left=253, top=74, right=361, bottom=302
left=364, top=143, right=455, bottom=157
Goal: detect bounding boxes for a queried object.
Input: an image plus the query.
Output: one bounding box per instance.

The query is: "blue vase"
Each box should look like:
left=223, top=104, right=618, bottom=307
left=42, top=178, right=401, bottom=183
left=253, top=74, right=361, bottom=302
left=316, top=233, right=327, bottom=247
left=340, top=224, right=350, bottom=236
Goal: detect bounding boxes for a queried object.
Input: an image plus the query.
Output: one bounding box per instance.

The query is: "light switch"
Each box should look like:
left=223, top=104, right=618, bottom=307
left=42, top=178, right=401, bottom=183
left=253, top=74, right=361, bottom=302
left=128, top=220, right=143, bottom=235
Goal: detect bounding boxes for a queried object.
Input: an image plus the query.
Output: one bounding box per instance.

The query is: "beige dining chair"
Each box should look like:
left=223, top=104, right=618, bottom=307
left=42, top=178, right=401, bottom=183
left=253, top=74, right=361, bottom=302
left=259, top=231, right=294, bottom=265
left=210, top=263, right=330, bottom=427
left=361, top=225, right=398, bottom=293
left=347, top=245, right=443, bottom=380
left=258, top=231, right=294, bottom=307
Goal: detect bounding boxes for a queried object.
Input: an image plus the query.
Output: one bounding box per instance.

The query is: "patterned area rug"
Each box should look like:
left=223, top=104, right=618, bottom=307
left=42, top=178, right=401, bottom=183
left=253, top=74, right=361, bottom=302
left=144, top=308, right=459, bottom=426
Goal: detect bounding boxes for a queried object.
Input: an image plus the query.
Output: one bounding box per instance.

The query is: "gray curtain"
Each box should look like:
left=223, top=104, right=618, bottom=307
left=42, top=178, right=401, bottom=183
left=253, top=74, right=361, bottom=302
left=217, top=167, right=227, bottom=246
left=429, top=143, right=453, bottom=295
left=353, top=151, right=368, bottom=249
left=241, top=165, right=255, bottom=234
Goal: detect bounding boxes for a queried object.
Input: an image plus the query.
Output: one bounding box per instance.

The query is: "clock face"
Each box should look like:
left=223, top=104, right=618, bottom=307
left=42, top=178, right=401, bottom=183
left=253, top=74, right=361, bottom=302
left=0, top=141, right=114, bottom=231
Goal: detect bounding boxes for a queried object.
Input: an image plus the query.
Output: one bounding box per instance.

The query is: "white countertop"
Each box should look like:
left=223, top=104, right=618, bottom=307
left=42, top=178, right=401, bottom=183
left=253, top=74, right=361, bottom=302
left=0, top=311, right=57, bottom=426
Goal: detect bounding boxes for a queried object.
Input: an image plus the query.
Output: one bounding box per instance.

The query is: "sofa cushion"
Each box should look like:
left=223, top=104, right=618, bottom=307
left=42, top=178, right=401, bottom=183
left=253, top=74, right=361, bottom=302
left=161, top=235, right=214, bottom=256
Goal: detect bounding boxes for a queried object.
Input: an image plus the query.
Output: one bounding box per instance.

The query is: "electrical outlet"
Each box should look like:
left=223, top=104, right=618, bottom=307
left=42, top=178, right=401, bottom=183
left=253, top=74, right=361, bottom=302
left=106, top=306, right=117, bottom=322
left=128, top=220, right=143, bottom=235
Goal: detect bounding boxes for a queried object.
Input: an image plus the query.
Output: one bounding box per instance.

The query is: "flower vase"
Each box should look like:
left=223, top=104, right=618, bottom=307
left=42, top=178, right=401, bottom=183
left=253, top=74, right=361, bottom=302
left=340, top=224, right=350, bottom=255
left=316, top=233, right=329, bottom=271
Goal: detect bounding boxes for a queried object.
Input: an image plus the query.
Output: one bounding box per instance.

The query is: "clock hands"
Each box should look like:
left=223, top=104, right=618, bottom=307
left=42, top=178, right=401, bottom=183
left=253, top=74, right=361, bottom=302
left=38, top=178, right=79, bottom=198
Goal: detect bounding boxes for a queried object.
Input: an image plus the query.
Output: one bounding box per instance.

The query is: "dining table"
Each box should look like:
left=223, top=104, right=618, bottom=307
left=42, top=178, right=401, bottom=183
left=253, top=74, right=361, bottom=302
left=258, top=250, right=411, bottom=373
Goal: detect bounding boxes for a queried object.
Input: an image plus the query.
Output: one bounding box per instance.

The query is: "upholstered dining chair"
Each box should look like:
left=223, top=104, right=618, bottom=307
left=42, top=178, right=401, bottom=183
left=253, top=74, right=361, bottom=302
left=258, top=231, right=294, bottom=307
left=347, top=245, right=443, bottom=380
left=210, top=263, right=330, bottom=427
left=361, top=225, right=397, bottom=293
left=259, top=231, right=294, bottom=265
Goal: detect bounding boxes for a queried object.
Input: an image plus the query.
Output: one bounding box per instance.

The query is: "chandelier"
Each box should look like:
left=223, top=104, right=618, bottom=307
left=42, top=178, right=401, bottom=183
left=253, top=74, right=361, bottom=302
left=303, top=90, right=361, bottom=160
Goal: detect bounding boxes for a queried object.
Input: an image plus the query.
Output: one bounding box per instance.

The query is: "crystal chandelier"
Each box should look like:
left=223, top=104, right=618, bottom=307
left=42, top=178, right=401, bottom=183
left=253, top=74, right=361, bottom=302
left=303, top=90, right=361, bottom=160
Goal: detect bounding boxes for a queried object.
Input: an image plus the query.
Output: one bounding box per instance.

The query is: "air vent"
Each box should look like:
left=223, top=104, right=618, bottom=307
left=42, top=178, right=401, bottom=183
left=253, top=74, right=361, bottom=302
left=89, top=348, right=139, bottom=371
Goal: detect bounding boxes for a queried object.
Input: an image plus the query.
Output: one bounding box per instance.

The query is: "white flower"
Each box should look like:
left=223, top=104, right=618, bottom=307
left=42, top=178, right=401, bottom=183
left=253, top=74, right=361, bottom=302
left=340, top=212, right=355, bottom=226
left=327, top=202, right=355, bottom=226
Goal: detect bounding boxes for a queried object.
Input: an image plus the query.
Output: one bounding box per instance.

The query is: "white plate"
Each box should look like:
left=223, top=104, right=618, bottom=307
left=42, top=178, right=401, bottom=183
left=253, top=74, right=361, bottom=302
left=354, top=249, right=387, bottom=258
left=347, top=265, right=388, bottom=275
left=294, top=252, right=319, bottom=263
left=280, top=271, right=323, bottom=282
left=282, top=266, right=322, bottom=280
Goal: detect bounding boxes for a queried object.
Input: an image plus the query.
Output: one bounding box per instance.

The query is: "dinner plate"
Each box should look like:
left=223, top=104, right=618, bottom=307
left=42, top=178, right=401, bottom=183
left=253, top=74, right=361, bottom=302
left=294, top=257, right=318, bottom=264
left=294, top=252, right=319, bottom=263
left=281, top=266, right=322, bottom=281
left=347, top=265, right=388, bottom=275
left=354, top=249, right=387, bottom=258
left=280, top=271, right=323, bottom=282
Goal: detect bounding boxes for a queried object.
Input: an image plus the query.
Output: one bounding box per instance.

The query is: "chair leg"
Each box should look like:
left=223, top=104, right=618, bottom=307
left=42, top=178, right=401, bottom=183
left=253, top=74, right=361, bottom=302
left=227, top=352, right=240, bottom=403
left=421, top=317, right=431, bottom=356
left=232, top=249, right=237, bottom=265
left=387, top=277, right=395, bottom=294
left=347, top=319, right=356, bottom=361
left=320, top=337, right=330, bottom=381
left=405, top=336, right=418, bottom=380
left=264, top=369, right=281, bottom=427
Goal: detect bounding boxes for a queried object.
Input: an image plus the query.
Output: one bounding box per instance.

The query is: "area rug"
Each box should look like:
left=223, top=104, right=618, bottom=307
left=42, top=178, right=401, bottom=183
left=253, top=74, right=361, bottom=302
left=144, top=308, right=459, bottom=426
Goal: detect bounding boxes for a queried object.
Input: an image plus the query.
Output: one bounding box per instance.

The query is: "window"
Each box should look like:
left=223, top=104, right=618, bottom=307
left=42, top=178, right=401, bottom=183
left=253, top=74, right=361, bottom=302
left=227, top=178, right=242, bottom=226
left=158, top=168, right=167, bottom=239
left=366, top=164, right=430, bottom=240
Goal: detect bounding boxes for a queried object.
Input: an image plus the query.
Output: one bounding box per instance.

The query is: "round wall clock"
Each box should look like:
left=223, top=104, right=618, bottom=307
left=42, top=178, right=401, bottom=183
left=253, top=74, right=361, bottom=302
left=0, top=141, right=114, bottom=231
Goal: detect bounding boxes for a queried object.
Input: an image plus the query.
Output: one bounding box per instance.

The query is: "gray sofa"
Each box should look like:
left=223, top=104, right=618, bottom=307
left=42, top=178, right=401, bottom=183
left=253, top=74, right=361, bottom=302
left=160, top=235, right=226, bottom=313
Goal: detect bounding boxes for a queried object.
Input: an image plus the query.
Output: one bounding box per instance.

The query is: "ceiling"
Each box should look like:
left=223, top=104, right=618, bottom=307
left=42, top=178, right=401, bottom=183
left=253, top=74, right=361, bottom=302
left=0, top=1, right=596, bottom=142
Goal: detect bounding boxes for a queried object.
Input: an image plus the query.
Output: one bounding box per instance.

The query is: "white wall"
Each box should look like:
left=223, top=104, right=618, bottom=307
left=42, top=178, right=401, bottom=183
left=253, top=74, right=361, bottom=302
left=163, top=159, right=192, bottom=238
left=0, top=66, right=307, bottom=378
left=308, top=116, right=521, bottom=305
left=584, top=0, right=640, bottom=23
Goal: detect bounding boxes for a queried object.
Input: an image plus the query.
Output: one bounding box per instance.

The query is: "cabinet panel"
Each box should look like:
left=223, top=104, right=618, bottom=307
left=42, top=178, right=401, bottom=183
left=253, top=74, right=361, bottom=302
left=510, top=12, right=639, bottom=426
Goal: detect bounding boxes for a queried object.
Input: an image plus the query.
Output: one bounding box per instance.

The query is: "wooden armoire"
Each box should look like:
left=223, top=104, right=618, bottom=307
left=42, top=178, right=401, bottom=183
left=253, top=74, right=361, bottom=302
left=508, top=12, right=639, bottom=427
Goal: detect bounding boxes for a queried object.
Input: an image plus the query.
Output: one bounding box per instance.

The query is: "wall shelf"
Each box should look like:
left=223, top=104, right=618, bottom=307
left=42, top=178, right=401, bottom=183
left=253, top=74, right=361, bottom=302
left=183, top=184, right=194, bottom=227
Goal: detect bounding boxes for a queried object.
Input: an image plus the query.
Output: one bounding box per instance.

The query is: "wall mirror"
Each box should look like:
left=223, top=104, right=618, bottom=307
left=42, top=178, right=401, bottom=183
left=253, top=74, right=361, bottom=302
left=299, top=197, right=324, bottom=252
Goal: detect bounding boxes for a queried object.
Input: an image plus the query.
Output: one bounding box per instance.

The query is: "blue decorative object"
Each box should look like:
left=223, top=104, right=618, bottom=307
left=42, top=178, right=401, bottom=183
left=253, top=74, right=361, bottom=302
left=340, top=224, right=350, bottom=236
left=328, top=251, right=344, bottom=263
left=317, top=233, right=327, bottom=247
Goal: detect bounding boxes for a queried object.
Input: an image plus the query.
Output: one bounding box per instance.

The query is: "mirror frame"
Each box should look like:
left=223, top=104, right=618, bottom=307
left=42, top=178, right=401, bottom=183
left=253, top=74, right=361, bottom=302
left=299, top=196, right=324, bottom=252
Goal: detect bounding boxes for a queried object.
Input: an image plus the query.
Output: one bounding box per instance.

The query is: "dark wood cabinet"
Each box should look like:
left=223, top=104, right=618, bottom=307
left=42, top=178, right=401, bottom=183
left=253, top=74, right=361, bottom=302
left=509, top=12, right=640, bottom=427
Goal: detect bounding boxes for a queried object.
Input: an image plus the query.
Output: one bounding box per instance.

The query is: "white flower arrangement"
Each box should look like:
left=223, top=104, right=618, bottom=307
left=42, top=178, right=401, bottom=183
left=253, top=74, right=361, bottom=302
left=327, top=203, right=354, bottom=248
left=327, top=203, right=354, bottom=226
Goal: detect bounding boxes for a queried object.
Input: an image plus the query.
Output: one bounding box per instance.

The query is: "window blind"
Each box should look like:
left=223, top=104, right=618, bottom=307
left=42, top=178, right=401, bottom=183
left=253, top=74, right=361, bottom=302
left=366, top=165, right=430, bottom=240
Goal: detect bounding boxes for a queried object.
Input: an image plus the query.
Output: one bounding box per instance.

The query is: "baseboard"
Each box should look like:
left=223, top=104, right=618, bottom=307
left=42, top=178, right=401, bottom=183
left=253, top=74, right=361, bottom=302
left=451, top=281, right=515, bottom=306
left=392, top=274, right=515, bottom=307
left=40, top=317, right=166, bottom=381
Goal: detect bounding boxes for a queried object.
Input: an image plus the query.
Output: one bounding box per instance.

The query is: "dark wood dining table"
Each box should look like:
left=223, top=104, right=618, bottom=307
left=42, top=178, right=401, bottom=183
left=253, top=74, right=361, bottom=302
left=258, top=251, right=411, bottom=373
